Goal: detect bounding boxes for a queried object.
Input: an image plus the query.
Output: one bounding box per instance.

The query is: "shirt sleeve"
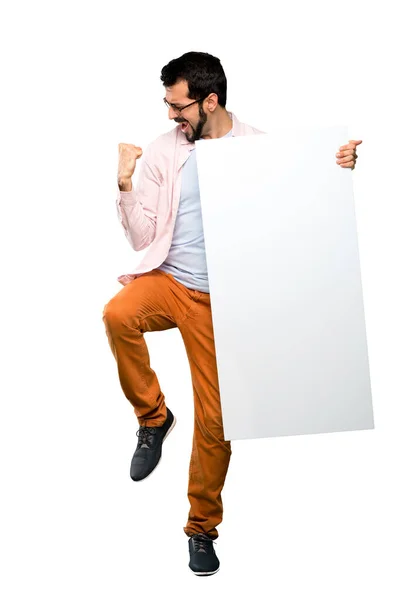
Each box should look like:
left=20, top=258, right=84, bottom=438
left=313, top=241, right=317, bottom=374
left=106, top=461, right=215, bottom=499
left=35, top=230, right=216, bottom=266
left=116, top=143, right=161, bottom=252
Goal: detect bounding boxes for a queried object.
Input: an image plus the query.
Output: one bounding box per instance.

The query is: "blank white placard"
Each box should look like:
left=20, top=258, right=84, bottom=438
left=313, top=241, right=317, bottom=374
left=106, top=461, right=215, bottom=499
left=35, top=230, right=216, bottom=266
left=195, top=126, right=374, bottom=441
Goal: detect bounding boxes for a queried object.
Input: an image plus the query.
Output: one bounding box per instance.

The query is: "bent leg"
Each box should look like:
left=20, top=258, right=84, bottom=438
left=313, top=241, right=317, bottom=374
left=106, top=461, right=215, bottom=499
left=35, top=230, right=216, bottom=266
left=102, top=269, right=181, bottom=426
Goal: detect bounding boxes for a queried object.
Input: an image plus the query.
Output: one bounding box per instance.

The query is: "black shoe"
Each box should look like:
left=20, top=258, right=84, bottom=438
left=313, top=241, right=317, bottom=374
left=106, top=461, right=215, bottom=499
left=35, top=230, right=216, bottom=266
left=130, top=407, right=176, bottom=481
left=188, top=533, right=220, bottom=576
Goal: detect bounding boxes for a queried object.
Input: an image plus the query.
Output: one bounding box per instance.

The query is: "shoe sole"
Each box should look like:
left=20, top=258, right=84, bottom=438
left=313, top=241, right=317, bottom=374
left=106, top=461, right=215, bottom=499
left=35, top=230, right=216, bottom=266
left=131, top=414, right=177, bottom=482
left=189, top=567, right=220, bottom=576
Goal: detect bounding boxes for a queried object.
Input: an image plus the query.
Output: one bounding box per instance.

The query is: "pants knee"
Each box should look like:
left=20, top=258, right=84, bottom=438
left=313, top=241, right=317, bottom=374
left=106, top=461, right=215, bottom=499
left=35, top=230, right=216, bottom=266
left=102, top=301, right=122, bottom=330
left=102, top=300, right=139, bottom=334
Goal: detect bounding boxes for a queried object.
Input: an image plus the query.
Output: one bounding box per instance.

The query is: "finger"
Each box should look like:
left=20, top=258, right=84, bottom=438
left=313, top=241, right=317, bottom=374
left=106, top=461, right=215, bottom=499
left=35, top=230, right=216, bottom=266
left=339, top=157, right=355, bottom=166
left=349, top=140, right=363, bottom=145
left=337, top=151, right=355, bottom=164
left=336, top=149, right=354, bottom=158
left=336, top=151, right=356, bottom=164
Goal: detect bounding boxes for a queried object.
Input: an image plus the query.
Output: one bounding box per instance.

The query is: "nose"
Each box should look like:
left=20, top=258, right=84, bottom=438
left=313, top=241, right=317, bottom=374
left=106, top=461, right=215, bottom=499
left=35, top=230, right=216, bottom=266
left=168, top=106, right=179, bottom=120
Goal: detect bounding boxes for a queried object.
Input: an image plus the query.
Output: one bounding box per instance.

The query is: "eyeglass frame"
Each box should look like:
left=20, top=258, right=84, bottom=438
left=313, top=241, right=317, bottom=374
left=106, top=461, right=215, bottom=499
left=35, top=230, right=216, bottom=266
left=163, top=95, right=209, bottom=115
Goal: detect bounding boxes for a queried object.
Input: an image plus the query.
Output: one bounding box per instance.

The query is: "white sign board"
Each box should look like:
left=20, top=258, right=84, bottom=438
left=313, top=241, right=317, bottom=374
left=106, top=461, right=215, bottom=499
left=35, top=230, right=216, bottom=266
left=195, top=126, right=374, bottom=441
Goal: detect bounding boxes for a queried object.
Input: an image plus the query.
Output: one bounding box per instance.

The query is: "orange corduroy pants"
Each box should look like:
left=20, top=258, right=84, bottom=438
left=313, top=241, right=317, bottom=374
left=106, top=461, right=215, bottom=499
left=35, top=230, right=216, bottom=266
left=102, top=268, right=231, bottom=539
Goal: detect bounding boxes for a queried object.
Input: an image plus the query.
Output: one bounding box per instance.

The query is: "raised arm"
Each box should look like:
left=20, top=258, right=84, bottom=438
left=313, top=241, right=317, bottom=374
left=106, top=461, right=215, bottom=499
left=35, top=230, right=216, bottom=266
left=116, top=142, right=161, bottom=251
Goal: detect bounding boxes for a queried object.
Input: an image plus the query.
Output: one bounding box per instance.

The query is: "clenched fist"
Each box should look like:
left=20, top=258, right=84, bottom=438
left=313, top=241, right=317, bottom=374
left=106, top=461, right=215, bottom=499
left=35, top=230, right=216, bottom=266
left=118, top=143, right=143, bottom=191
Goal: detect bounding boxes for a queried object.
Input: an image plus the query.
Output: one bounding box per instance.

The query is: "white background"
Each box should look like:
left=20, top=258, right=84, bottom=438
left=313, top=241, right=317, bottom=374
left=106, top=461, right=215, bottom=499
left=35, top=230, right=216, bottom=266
left=1, top=0, right=399, bottom=598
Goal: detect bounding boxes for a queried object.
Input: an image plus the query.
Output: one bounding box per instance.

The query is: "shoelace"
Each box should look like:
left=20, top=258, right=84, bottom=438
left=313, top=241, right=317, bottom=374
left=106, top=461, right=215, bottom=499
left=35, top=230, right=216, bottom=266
left=136, top=426, right=156, bottom=448
left=191, top=534, right=217, bottom=553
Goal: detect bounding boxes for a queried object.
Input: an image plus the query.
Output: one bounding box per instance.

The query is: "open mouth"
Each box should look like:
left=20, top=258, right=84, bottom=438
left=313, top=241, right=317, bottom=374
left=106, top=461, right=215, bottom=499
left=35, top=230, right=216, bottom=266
left=180, top=121, right=189, bottom=132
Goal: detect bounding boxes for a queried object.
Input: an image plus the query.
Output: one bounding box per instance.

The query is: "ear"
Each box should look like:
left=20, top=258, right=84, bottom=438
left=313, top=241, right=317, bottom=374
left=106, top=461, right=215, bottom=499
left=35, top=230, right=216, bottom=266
left=206, top=93, right=219, bottom=113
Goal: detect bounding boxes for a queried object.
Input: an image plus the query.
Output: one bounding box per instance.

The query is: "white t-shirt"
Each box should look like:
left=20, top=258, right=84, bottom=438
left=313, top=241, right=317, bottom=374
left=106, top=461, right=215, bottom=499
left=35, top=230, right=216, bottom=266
left=158, top=128, right=233, bottom=292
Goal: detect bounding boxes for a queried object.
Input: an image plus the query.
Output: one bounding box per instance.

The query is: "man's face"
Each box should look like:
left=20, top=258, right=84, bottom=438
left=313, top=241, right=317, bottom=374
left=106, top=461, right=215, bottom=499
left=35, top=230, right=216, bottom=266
left=164, top=80, right=208, bottom=143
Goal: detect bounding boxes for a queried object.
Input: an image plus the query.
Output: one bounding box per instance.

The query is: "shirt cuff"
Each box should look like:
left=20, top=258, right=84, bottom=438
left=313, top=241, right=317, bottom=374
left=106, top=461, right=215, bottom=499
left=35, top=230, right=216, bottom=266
left=118, top=190, right=136, bottom=202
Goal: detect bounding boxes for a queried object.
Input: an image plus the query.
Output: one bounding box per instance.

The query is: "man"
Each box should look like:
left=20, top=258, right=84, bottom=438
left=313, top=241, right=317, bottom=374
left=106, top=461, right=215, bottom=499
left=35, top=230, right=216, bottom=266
left=102, top=51, right=361, bottom=576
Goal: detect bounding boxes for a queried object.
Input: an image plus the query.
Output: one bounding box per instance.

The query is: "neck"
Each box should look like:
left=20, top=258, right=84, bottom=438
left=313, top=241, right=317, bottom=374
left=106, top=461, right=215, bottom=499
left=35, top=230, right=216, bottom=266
left=201, top=109, right=233, bottom=140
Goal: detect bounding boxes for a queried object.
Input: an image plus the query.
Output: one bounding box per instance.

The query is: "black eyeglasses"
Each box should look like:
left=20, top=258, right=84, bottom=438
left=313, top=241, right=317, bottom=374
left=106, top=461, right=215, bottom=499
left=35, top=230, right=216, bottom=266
left=163, top=96, right=208, bottom=115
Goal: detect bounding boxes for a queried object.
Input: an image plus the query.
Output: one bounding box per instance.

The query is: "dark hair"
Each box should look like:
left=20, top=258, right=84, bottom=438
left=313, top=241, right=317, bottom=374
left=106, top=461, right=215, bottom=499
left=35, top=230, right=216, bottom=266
left=160, top=51, right=227, bottom=108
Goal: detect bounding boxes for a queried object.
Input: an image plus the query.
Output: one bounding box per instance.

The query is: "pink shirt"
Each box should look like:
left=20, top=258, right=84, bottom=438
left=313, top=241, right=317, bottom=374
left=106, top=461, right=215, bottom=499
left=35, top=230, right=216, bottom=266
left=116, top=111, right=265, bottom=286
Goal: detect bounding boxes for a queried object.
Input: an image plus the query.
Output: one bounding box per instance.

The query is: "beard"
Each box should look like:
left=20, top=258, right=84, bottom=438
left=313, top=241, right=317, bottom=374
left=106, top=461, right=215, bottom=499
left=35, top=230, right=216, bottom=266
left=177, top=105, right=208, bottom=143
